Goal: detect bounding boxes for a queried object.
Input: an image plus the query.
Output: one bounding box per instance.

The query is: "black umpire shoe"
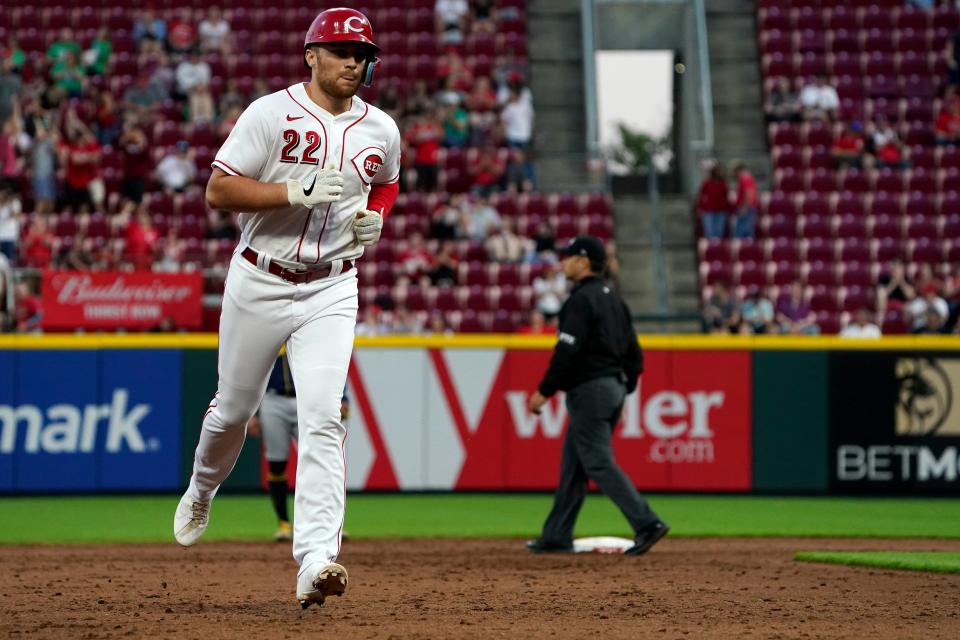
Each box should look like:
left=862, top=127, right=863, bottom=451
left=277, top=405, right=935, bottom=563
left=624, top=521, right=670, bottom=556
left=526, top=538, right=574, bottom=553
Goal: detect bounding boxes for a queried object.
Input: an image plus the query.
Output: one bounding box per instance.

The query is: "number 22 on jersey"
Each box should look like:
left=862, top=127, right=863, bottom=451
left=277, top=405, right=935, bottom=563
left=280, top=130, right=323, bottom=165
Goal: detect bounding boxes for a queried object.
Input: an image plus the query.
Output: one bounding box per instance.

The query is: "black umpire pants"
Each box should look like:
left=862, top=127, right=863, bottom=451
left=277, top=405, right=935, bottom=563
left=541, top=376, right=660, bottom=546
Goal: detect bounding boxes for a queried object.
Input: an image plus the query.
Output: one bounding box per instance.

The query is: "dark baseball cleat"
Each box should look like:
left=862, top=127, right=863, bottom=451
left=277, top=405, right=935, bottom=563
left=624, top=521, right=670, bottom=556
left=526, top=538, right=574, bottom=553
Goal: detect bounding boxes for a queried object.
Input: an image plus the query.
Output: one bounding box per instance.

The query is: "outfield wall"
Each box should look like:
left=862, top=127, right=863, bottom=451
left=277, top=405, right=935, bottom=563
left=1, top=335, right=958, bottom=495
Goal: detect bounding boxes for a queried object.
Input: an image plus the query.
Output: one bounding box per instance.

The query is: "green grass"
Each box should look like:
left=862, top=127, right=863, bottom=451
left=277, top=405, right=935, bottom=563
left=796, top=551, right=960, bottom=574
left=1, top=494, right=960, bottom=545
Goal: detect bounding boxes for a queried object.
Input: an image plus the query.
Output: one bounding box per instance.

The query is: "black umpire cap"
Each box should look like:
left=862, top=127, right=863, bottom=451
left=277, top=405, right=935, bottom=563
left=559, top=236, right=607, bottom=270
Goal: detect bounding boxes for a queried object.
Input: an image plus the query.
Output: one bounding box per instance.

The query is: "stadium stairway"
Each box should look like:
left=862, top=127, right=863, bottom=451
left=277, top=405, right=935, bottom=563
left=527, top=0, right=602, bottom=191
left=706, top=0, right=772, bottom=186
left=616, top=194, right=703, bottom=333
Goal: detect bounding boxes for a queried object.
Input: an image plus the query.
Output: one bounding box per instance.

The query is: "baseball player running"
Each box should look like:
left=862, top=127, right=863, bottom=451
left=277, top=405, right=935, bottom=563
left=246, top=353, right=350, bottom=543
left=173, top=8, right=400, bottom=609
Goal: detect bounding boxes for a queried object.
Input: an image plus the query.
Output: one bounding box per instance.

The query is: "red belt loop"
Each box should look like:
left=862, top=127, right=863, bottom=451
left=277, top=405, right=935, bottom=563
left=242, top=247, right=354, bottom=284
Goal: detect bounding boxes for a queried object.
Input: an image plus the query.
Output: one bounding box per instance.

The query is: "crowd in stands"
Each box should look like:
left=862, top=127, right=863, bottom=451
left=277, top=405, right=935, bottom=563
left=699, top=0, right=960, bottom=336
left=0, top=1, right=600, bottom=335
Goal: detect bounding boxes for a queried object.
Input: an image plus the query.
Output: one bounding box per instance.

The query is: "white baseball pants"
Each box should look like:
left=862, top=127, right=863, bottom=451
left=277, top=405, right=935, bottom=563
left=186, top=249, right=357, bottom=573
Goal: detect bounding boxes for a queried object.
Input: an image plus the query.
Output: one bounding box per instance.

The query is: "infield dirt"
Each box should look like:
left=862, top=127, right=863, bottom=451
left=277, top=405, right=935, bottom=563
left=2, top=538, right=959, bottom=639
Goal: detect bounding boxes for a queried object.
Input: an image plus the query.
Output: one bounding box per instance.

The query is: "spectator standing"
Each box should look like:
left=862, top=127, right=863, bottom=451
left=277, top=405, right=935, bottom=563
left=732, top=162, right=757, bottom=239
left=0, top=120, right=21, bottom=182
left=832, top=122, right=865, bottom=168
left=118, top=121, right=151, bottom=206
left=0, top=182, right=21, bottom=264
left=532, top=261, right=567, bottom=319
left=0, top=59, right=22, bottom=125
left=462, top=193, right=501, bottom=241
left=156, top=140, right=196, bottom=193
left=739, top=286, right=774, bottom=334
left=207, top=210, right=237, bottom=241
left=219, top=80, right=246, bottom=114
left=703, top=281, right=740, bottom=334
left=503, top=148, right=535, bottom=193
left=93, top=90, right=120, bottom=146
left=2, top=38, right=26, bottom=74
left=799, top=75, right=839, bottom=122
left=776, top=282, right=819, bottom=335
left=30, top=123, right=57, bottom=214
left=198, top=7, right=231, bottom=54
left=695, top=164, right=731, bottom=239
left=840, top=308, right=882, bottom=338
left=442, top=99, right=469, bottom=148
left=59, top=127, right=101, bottom=213
left=501, top=87, right=535, bottom=149
left=764, top=77, right=802, bottom=123
left=406, top=111, right=443, bottom=191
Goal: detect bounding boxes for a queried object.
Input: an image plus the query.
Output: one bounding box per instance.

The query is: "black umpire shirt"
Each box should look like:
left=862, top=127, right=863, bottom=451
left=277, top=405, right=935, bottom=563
left=538, top=275, right=644, bottom=397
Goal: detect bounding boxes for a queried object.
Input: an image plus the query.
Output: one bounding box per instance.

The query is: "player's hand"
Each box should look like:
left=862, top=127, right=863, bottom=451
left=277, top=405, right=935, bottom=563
left=528, top=391, right=547, bottom=415
left=246, top=415, right=262, bottom=438
left=286, top=163, right=344, bottom=207
left=353, top=208, right=383, bottom=246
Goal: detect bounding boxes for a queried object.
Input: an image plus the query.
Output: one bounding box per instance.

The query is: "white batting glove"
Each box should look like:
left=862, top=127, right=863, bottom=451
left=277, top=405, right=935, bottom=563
left=287, top=164, right=344, bottom=207
left=353, top=209, right=383, bottom=246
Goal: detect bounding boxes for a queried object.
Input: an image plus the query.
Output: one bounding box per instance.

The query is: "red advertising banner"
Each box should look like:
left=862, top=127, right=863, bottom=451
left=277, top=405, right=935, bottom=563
left=455, top=350, right=753, bottom=492
left=41, top=271, right=204, bottom=330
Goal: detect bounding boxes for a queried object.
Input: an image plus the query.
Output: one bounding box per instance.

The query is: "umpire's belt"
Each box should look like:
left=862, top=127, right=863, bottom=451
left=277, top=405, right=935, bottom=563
left=242, top=247, right=354, bottom=284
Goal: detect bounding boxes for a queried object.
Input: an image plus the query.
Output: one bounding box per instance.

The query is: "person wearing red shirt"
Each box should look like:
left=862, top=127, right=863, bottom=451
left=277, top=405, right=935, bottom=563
left=832, top=122, right=865, bottom=168
left=470, top=142, right=505, bottom=196
left=732, top=162, right=758, bottom=239
left=406, top=110, right=443, bottom=191
left=695, top=164, right=731, bottom=239
left=935, top=101, right=960, bottom=145
left=125, top=208, right=159, bottom=271
left=394, top=231, right=432, bottom=282
left=21, top=215, right=54, bottom=269
left=166, top=7, right=198, bottom=54
left=118, top=121, right=151, bottom=207
left=14, top=282, right=43, bottom=332
left=59, top=127, right=101, bottom=213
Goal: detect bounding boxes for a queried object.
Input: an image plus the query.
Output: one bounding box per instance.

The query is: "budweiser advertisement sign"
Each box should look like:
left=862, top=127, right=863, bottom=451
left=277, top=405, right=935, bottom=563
left=266, top=348, right=753, bottom=492
left=41, top=271, right=203, bottom=330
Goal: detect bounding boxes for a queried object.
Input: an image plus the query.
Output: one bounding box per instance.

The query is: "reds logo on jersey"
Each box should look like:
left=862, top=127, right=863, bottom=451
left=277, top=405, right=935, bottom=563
left=350, top=146, right=385, bottom=184
left=363, top=155, right=382, bottom=178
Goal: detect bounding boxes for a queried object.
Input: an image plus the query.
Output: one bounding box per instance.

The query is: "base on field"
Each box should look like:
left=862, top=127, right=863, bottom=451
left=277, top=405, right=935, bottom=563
left=573, top=536, right=634, bottom=554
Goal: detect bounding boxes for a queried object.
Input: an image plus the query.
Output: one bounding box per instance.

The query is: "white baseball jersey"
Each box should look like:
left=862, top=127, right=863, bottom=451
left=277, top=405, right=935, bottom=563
left=212, top=82, right=401, bottom=265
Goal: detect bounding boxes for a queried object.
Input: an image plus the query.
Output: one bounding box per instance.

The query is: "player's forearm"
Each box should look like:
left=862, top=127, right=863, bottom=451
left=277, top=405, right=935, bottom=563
left=206, top=173, right=289, bottom=212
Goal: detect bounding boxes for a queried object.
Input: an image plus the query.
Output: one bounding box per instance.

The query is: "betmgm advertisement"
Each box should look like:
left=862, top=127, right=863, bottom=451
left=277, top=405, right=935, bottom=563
left=831, top=353, right=960, bottom=494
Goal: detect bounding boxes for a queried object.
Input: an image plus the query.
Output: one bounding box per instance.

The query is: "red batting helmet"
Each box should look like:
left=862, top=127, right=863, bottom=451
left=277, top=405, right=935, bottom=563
left=303, top=7, right=380, bottom=53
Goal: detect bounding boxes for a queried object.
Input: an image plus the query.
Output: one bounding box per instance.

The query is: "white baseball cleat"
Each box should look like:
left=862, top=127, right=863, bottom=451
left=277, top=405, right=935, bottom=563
left=173, top=494, right=210, bottom=547
left=296, top=563, right=348, bottom=609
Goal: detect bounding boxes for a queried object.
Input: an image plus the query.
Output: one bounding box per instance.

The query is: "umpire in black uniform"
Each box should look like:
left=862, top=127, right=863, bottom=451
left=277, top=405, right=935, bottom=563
left=526, top=236, right=669, bottom=555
